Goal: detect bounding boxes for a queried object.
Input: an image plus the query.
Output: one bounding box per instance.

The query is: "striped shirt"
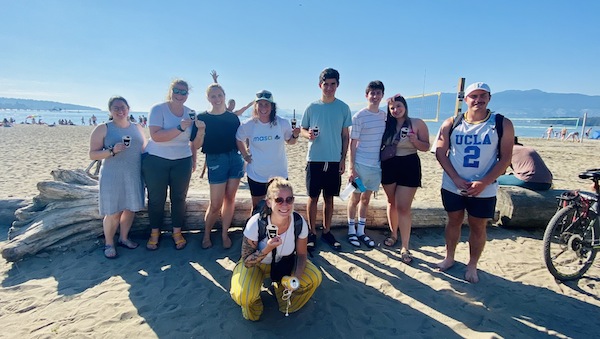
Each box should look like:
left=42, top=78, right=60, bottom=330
left=350, top=108, right=386, bottom=167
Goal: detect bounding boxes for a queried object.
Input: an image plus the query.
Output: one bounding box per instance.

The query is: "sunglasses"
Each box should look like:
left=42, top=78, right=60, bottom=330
left=256, top=91, right=272, bottom=100
left=274, top=196, right=295, bottom=205
left=172, top=88, right=189, bottom=96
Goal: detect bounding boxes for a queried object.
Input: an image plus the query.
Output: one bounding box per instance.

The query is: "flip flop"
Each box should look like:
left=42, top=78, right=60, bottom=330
left=322, top=231, right=341, bottom=251
left=347, top=234, right=360, bottom=247
left=358, top=234, right=375, bottom=248
left=104, top=245, right=117, bottom=259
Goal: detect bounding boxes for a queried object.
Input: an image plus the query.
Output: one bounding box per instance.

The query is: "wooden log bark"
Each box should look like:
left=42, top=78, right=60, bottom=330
left=494, top=187, right=566, bottom=228
left=51, top=168, right=98, bottom=186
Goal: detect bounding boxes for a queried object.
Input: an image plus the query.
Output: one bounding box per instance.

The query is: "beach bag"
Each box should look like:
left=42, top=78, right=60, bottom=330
left=380, top=142, right=398, bottom=162
left=380, top=119, right=410, bottom=161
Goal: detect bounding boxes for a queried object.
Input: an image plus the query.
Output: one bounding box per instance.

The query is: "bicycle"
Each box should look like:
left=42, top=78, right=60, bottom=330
left=542, top=168, right=600, bottom=281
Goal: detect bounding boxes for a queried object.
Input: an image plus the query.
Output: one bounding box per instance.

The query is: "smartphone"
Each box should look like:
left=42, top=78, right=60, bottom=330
left=266, top=224, right=278, bottom=239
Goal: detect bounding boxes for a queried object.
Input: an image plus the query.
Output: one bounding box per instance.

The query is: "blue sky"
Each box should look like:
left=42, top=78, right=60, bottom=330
left=1, top=0, right=599, bottom=113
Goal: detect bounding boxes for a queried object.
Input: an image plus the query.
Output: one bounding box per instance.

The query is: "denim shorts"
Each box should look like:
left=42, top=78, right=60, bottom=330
left=353, top=162, right=381, bottom=192
left=206, top=150, right=245, bottom=184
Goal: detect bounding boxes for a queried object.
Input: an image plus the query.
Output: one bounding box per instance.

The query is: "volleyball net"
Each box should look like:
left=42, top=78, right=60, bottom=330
left=404, top=91, right=441, bottom=122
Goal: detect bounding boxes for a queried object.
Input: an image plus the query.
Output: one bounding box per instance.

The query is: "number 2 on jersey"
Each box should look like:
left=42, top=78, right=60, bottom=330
left=463, top=145, right=480, bottom=168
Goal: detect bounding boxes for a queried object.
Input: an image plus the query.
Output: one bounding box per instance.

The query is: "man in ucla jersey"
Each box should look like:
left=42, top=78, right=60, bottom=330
left=435, top=82, right=514, bottom=283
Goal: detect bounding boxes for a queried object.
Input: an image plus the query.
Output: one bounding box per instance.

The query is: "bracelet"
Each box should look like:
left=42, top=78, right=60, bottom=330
left=176, top=124, right=184, bottom=132
left=292, top=134, right=299, bottom=139
left=108, top=147, right=115, bottom=157
left=243, top=154, right=252, bottom=160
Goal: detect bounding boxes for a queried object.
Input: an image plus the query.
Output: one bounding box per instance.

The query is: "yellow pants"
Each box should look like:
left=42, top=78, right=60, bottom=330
left=230, top=260, right=322, bottom=321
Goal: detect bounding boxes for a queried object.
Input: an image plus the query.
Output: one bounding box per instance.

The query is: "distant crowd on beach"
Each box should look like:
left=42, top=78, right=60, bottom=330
left=86, top=67, right=574, bottom=320
left=544, top=125, right=594, bottom=142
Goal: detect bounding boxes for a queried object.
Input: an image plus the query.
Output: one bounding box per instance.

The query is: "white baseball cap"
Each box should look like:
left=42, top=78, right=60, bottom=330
left=465, top=82, right=491, bottom=97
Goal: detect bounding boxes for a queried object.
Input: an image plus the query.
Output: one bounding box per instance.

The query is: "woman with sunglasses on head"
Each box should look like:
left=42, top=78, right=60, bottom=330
left=380, top=94, right=430, bottom=263
left=196, top=83, right=244, bottom=249
left=142, top=79, right=205, bottom=251
left=89, top=96, right=147, bottom=258
left=230, top=177, right=322, bottom=321
left=236, top=90, right=301, bottom=213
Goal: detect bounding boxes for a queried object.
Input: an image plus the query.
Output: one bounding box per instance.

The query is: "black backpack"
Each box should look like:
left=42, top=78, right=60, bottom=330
left=248, top=200, right=304, bottom=282
left=249, top=200, right=303, bottom=243
left=449, top=110, right=504, bottom=157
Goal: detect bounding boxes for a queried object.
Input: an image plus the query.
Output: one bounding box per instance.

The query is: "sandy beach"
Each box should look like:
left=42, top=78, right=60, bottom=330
left=1, top=124, right=599, bottom=337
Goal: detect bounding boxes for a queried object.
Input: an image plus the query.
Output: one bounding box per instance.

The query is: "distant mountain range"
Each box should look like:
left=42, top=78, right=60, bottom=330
left=0, top=97, right=99, bottom=111
left=3, top=89, right=600, bottom=119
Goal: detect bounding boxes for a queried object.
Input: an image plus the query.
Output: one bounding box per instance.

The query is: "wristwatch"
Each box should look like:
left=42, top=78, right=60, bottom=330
left=176, top=124, right=184, bottom=132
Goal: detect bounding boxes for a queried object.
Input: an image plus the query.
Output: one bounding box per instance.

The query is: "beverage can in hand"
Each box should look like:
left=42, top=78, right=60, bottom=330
left=281, top=275, right=299, bottom=291
left=189, top=110, right=196, bottom=120
left=291, top=118, right=297, bottom=128
left=266, top=224, right=278, bottom=239
left=122, top=135, right=131, bottom=148
left=312, top=125, right=319, bottom=137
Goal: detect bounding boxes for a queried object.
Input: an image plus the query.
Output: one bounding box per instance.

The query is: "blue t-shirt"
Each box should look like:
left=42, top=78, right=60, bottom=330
left=301, top=98, right=352, bottom=162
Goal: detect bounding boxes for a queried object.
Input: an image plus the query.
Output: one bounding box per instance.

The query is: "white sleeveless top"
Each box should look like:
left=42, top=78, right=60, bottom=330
left=441, top=113, right=500, bottom=198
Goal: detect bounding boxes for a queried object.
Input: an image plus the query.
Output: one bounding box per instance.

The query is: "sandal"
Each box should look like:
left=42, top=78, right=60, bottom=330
left=358, top=234, right=375, bottom=248
left=118, top=238, right=139, bottom=249
left=384, top=237, right=397, bottom=247
left=322, top=231, right=341, bottom=251
left=146, top=230, right=160, bottom=251
left=104, top=245, right=117, bottom=259
left=173, top=231, right=187, bottom=250
left=347, top=234, right=360, bottom=247
left=401, top=249, right=413, bottom=264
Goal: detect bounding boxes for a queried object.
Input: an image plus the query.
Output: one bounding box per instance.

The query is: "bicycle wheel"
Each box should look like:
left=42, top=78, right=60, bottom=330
left=542, top=205, right=598, bottom=281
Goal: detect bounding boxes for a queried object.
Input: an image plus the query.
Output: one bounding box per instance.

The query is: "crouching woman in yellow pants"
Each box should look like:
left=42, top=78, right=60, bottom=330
left=230, top=177, right=322, bottom=321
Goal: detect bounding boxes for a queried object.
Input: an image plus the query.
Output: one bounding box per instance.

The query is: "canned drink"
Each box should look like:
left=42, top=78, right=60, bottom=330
left=281, top=275, right=299, bottom=291
left=312, top=125, right=320, bottom=137
left=122, top=135, right=131, bottom=148
left=291, top=118, right=297, bottom=129
left=400, top=126, right=409, bottom=138
left=189, top=110, right=196, bottom=120
left=266, top=224, right=278, bottom=239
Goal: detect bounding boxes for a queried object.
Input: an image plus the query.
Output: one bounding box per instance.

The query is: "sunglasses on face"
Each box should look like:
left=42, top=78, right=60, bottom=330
left=274, top=196, right=295, bottom=205
left=256, top=92, right=272, bottom=100
left=172, top=88, right=189, bottom=96
left=111, top=106, right=128, bottom=112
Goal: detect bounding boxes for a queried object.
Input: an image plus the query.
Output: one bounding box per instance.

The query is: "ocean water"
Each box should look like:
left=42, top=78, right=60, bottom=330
left=2, top=109, right=597, bottom=139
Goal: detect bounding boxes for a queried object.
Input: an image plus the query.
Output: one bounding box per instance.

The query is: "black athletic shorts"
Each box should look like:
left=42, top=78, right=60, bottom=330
left=381, top=153, right=422, bottom=187
left=441, top=188, right=497, bottom=219
left=248, top=176, right=268, bottom=197
left=306, top=161, right=341, bottom=198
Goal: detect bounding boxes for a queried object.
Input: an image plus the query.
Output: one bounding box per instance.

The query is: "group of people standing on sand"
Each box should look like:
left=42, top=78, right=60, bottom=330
left=89, top=67, right=517, bottom=320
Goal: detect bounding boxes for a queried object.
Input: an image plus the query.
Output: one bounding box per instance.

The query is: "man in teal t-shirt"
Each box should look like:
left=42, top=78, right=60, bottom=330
left=300, top=68, right=352, bottom=251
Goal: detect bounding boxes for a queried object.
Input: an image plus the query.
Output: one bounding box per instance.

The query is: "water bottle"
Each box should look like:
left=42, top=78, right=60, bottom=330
left=339, top=182, right=356, bottom=201
left=354, top=177, right=366, bottom=193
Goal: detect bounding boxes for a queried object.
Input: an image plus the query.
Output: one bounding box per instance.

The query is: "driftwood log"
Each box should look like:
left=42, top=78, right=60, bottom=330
left=0, top=169, right=562, bottom=262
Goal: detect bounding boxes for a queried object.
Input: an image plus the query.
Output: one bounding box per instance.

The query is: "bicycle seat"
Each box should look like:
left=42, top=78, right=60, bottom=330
left=578, top=168, right=600, bottom=180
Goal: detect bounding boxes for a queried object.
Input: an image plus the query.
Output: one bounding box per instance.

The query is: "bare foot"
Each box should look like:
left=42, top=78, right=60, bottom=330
left=436, top=258, right=455, bottom=271
left=202, top=237, right=212, bottom=249
left=465, top=266, right=479, bottom=283
left=222, top=235, right=232, bottom=249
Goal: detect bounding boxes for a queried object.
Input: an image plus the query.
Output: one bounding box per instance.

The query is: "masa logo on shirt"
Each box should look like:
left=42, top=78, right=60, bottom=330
left=253, top=135, right=281, bottom=142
